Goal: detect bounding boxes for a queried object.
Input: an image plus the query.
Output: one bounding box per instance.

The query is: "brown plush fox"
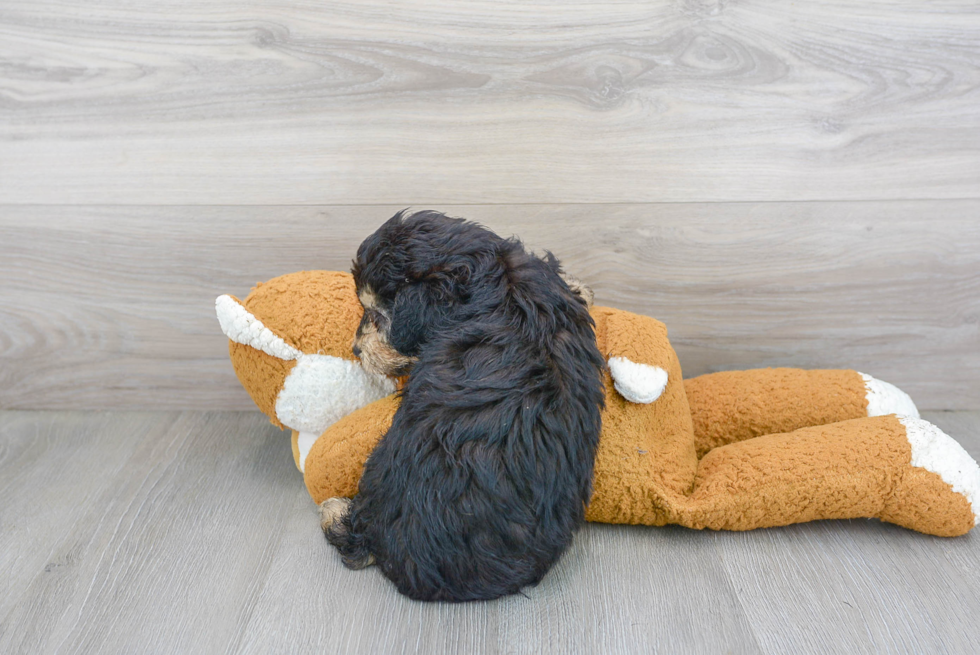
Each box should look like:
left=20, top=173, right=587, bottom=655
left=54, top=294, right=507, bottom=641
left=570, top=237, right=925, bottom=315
left=217, top=271, right=979, bottom=537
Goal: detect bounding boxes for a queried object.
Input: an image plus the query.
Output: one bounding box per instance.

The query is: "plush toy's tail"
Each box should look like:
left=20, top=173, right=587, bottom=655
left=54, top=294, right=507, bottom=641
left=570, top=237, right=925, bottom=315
left=675, top=414, right=979, bottom=537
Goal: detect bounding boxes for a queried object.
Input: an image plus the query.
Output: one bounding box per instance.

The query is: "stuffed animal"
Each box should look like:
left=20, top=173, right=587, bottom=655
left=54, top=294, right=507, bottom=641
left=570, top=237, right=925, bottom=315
left=216, top=271, right=980, bottom=537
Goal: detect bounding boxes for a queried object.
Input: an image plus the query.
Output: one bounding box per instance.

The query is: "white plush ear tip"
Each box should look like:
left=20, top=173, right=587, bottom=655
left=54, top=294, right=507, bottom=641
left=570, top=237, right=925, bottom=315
left=860, top=372, right=919, bottom=419
left=215, top=295, right=242, bottom=341
left=608, top=357, right=669, bottom=404
left=215, top=294, right=301, bottom=361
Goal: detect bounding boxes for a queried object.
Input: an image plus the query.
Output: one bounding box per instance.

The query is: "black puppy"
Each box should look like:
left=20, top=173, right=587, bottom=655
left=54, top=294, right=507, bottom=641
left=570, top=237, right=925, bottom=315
left=320, top=210, right=605, bottom=602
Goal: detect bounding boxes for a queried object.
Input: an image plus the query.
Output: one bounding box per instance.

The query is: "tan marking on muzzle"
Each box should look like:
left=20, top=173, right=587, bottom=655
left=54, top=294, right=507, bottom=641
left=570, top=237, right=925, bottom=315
left=354, top=318, right=417, bottom=376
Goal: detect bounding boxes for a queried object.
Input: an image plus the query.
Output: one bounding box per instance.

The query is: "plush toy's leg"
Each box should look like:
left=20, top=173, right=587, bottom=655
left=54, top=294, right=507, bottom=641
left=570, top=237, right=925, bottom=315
left=685, top=368, right=918, bottom=458
left=290, top=430, right=322, bottom=473
left=673, top=415, right=979, bottom=537
left=303, top=395, right=400, bottom=504
left=290, top=431, right=302, bottom=471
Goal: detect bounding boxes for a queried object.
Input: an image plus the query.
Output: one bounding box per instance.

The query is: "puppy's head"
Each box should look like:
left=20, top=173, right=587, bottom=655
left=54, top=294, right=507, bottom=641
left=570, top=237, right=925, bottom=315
left=351, top=210, right=497, bottom=376
left=349, top=282, right=418, bottom=377
left=350, top=210, right=594, bottom=377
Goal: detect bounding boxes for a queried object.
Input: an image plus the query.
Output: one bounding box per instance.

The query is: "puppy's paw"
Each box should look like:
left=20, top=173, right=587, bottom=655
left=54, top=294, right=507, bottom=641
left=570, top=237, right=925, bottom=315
left=319, top=497, right=376, bottom=569
left=319, top=497, right=352, bottom=534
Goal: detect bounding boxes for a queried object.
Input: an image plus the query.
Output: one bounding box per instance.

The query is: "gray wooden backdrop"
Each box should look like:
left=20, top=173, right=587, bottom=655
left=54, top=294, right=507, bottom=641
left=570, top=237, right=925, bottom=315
left=2, top=1, right=979, bottom=411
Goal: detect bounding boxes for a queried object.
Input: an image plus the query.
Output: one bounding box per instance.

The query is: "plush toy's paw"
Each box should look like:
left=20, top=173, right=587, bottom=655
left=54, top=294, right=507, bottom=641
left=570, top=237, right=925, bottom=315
left=608, top=357, right=668, bottom=404
left=899, top=416, right=980, bottom=527
left=296, top=431, right=319, bottom=472
left=860, top=372, right=919, bottom=419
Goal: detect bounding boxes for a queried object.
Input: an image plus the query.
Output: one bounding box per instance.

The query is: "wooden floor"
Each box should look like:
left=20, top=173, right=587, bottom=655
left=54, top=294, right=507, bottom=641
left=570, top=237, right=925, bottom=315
left=2, top=409, right=979, bottom=654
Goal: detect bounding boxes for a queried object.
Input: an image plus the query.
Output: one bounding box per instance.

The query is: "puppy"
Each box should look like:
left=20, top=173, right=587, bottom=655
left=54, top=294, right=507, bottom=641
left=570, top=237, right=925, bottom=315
left=321, top=210, right=605, bottom=602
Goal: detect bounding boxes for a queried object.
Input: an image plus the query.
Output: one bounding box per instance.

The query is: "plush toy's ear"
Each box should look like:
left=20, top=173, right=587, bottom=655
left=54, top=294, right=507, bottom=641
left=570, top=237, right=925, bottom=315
left=596, top=307, right=676, bottom=405
left=608, top=357, right=669, bottom=404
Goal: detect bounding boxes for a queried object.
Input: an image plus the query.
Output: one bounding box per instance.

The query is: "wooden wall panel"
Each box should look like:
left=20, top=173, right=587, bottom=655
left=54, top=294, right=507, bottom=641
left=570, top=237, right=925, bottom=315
left=1, top=202, right=977, bottom=410
left=1, top=1, right=979, bottom=204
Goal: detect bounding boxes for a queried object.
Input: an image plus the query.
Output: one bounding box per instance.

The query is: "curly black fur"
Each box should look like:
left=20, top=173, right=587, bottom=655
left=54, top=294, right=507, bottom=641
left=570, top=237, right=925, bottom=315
left=328, top=210, right=605, bottom=602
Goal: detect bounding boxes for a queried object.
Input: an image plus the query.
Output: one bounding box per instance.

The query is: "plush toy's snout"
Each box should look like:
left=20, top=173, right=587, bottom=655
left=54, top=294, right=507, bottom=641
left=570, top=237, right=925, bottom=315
left=216, top=271, right=396, bottom=469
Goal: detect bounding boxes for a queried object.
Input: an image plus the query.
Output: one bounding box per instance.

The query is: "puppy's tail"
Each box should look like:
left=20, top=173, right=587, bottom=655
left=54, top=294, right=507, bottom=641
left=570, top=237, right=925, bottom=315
left=319, top=498, right=376, bottom=569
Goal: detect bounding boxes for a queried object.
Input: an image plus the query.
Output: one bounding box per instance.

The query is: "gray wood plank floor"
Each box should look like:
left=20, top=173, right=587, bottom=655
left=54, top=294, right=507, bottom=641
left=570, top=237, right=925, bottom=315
left=2, top=410, right=978, bottom=655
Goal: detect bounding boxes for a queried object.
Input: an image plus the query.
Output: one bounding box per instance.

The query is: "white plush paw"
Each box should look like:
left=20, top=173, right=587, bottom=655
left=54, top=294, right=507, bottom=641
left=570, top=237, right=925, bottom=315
left=296, top=431, right=318, bottom=473
left=900, top=416, right=980, bottom=526
left=608, top=357, right=669, bottom=404
left=860, top=372, right=919, bottom=419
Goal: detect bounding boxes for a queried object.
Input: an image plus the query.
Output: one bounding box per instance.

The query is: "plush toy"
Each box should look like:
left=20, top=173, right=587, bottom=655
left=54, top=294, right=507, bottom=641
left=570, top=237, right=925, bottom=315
left=216, top=271, right=980, bottom=537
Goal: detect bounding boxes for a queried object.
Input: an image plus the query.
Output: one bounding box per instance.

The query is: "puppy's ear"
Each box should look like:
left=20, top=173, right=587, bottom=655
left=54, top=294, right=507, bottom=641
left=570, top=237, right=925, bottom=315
left=388, top=283, right=438, bottom=357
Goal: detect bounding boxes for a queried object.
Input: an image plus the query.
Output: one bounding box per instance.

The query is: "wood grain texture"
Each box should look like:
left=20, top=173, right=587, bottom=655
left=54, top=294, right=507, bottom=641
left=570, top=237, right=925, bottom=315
left=237, top=509, right=760, bottom=655
left=717, top=410, right=980, bottom=655
left=2, top=202, right=978, bottom=410
left=1, top=410, right=978, bottom=654
left=0, top=412, right=179, bottom=623
left=1, top=1, right=979, bottom=204
left=0, top=410, right=299, bottom=655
